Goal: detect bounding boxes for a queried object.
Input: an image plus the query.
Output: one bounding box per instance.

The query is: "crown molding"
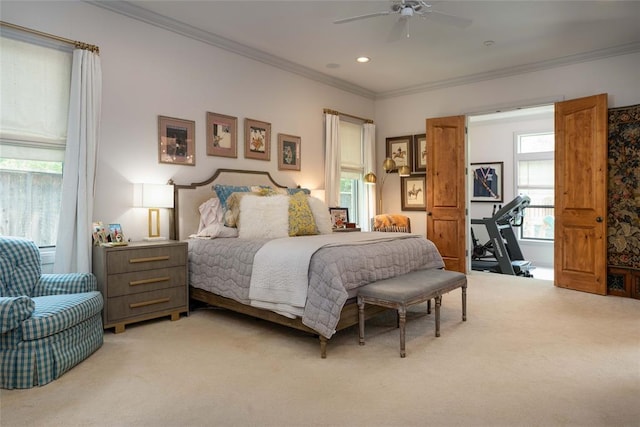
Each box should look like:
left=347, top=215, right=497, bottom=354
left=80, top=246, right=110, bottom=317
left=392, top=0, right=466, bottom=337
left=375, top=42, right=640, bottom=100
left=86, top=1, right=640, bottom=102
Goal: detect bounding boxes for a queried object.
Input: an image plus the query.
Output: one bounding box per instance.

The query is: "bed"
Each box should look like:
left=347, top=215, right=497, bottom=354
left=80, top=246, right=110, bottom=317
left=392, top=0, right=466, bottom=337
left=170, top=168, right=445, bottom=357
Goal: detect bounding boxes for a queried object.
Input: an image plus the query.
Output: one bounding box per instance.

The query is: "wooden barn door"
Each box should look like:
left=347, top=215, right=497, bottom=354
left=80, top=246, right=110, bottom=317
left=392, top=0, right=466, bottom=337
left=554, top=94, right=608, bottom=295
left=426, top=115, right=467, bottom=273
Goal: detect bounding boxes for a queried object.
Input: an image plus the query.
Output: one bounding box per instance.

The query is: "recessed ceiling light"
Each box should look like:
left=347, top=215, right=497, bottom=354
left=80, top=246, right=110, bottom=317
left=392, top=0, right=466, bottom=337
left=356, top=56, right=371, bottom=63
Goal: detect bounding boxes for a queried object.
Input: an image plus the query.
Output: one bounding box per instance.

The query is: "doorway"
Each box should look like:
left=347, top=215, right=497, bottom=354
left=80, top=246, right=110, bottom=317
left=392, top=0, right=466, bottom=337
left=467, top=105, right=555, bottom=281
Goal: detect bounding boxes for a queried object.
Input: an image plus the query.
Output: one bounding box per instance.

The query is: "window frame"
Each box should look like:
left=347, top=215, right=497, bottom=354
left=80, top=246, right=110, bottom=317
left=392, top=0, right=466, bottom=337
left=338, top=118, right=366, bottom=227
left=0, top=30, right=73, bottom=248
left=514, top=131, right=555, bottom=242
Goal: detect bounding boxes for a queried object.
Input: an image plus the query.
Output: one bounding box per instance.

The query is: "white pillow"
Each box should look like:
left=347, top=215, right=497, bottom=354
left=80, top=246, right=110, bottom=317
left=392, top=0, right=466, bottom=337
left=198, top=197, right=224, bottom=233
left=238, top=195, right=289, bottom=239
left=307, top=197, right=333, bottom=234
left=192, top=223, right=239, bottom=239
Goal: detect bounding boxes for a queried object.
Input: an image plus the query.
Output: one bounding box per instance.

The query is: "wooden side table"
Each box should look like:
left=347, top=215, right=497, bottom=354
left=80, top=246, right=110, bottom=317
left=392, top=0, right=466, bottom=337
left=92, top=240, right=188, bottom=333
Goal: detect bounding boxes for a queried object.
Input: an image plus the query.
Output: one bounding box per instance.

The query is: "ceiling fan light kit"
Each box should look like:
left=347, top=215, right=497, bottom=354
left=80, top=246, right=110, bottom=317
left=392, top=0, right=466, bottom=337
left=333, top=0, right=472, bottom=41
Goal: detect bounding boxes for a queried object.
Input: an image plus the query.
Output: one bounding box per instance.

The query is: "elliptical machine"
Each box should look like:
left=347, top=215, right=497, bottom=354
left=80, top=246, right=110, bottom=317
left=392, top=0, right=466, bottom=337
left=471, top=195, right=533, bottom=277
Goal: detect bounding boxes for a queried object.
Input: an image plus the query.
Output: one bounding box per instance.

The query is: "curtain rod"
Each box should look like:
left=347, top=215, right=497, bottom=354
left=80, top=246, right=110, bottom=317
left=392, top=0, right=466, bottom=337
left=324, top=108, right=374, bottom=124
left=0, top=21, right=100, bottom=54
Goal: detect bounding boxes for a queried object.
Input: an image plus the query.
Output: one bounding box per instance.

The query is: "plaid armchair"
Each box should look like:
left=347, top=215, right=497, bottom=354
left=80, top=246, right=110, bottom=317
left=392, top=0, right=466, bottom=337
left=0, top=237, right=104, bottom=389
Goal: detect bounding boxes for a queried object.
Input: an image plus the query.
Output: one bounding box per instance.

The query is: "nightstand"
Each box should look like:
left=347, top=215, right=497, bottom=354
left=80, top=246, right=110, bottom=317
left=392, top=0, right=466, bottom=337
left=92, top=240, right=188, bottom=333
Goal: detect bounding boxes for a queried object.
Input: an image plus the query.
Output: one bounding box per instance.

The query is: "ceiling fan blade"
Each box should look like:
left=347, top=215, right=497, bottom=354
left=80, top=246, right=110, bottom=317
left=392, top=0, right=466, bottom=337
left=422, top=10, right=472, bottom=28
left=333, top=11, right=393, bottom=24
left=387, top=17, right=408, bottom=42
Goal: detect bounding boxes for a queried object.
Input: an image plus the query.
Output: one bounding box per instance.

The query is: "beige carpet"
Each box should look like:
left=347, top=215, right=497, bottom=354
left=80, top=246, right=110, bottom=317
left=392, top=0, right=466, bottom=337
left=2, top=272, right=639, bottom=427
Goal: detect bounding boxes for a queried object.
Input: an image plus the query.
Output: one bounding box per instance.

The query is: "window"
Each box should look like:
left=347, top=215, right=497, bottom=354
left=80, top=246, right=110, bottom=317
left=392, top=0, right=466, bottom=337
left=515, top=132, right=554, bottom=240
left=339, top=119, right=365, bottom=226
left=0, top=32, right=72, bottom=247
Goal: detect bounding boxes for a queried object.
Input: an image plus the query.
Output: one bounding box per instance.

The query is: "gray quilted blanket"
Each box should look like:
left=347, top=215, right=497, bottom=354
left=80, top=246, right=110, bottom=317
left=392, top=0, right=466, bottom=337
left=188, top=233, right=444, bottom=338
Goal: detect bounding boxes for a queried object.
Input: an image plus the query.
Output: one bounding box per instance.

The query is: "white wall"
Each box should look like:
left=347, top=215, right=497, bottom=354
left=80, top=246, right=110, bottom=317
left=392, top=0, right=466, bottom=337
left=2, top=1, right=375, bottom=242
left=374, top=52, right=640, bottom=239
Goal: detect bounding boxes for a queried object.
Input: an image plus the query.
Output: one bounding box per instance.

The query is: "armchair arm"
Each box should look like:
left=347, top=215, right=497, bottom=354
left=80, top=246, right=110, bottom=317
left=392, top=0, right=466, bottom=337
left=0, top=296, right=35, bottom=334
left=33, top=273, right=98, bottom=297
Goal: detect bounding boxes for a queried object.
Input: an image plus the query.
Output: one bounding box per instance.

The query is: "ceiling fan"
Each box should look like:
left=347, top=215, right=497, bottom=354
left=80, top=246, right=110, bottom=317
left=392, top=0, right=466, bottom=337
left=333, top=0, right=472, bottom=41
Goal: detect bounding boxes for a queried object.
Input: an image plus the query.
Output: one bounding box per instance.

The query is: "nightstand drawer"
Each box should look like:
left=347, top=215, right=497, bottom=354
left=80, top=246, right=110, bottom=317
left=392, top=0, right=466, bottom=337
left=107, top=245, right=186, bottom=274
left=107, top=287, right=187, bottom=322
left=107, top=266, right=186, bottom=297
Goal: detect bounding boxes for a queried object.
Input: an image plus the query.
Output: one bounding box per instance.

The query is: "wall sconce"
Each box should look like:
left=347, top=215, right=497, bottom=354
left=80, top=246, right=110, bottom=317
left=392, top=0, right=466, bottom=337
left=364, top=157, right=411, bottom=213
left=133, top=183, right=174, bottom=240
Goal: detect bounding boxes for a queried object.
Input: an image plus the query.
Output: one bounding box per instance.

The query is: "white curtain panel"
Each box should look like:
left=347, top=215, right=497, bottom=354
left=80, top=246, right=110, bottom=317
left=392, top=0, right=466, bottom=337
left=54, top=49, right=102, bottom=273
left=362, top=122, right=376, bottom=229
left=323, top=112, right=341, bottom=207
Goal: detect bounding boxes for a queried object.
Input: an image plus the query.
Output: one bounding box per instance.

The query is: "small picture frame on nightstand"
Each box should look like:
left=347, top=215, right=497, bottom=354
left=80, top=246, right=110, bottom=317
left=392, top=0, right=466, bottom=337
left=108, top=223, right=127, bottom=244
left=329, top=207, right=349, bottom=229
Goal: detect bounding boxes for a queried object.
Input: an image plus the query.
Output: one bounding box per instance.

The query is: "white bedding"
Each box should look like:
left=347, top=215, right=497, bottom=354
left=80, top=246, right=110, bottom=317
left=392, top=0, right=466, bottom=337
left=248, top=232, right=416, bottom=318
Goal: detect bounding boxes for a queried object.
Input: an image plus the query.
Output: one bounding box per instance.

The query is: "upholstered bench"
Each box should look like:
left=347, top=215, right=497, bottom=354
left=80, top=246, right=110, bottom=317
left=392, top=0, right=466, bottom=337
left=357, top=269, right=467, bottom=357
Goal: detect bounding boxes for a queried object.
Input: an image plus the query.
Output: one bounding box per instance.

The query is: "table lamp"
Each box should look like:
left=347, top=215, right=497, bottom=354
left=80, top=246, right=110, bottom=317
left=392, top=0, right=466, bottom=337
left=133, top=183, right=174, bottom=240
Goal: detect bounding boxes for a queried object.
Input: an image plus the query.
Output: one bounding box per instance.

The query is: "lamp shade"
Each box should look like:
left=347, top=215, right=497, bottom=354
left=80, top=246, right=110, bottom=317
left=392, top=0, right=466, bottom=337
left=133, top=183, right=174, bottom=208
left=364, top=172, right=377, bottom=184
left=382, top=157, right=396, bottom=172
left=398, top=165, right=411, bottom=177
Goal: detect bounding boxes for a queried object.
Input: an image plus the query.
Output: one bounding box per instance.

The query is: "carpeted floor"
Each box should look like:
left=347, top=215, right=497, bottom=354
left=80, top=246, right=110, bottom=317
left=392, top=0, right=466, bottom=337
left=1, top=272, right=638, bottom=427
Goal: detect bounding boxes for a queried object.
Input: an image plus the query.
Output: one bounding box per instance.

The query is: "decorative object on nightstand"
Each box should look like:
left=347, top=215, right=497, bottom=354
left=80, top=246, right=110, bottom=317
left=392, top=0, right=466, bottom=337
left=92, top=240, right=188, bottom=333
left=133, top=183, right=174, bottom=240
left=364, top=157, right=410, bottom=213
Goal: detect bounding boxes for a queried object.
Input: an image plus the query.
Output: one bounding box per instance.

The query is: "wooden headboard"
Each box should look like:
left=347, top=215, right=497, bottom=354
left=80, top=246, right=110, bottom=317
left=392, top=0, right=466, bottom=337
left=169, top=168, right=289, bottom=241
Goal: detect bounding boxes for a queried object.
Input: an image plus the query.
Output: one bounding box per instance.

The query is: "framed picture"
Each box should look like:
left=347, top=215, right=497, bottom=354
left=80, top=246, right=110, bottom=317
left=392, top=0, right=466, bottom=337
left=277, top=133, right=301, bottom=171
left=91, top=221, right=109, bottom=246
left=385, top=135, right=412, bottom=172
left=401, top=175, right=426, bottom=211
left=413, top=133, right=427, bottom=173
left=471, top=161, right=503, bottom=202
left=328, top=207, right=349, bottom=229
left=206, top=112, right=237, bottom=158
left=158, top=116, right=195, bottom=166
left=108, top=223, right=126, bottom=243
left=244, top=118, right=271, bottom=161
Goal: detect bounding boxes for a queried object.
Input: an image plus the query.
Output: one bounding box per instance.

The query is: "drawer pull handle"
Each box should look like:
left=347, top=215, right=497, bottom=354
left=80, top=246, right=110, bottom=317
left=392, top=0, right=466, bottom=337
left=129, top=276, right=171, bottom=286
left=129, top=255, right=170, bottom=264
left=129, top=298, right=170, bottom=309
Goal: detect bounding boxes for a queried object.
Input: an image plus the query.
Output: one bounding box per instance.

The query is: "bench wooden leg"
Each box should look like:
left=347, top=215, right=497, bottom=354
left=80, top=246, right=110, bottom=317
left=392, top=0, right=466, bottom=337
left=398, top=305, right=407, bottom=358
left=462, top=283, right=467, bottom=321
left=319, top=336, right=327, bottom=359
left=357, top=296, right=365, bottom=346
left=427, top=299, right=431, bottom=314
left=434, top=295, right=442, bottom=337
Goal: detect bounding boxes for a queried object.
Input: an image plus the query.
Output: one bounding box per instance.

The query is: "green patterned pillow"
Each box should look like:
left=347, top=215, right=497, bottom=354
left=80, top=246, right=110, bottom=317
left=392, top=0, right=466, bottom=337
left=288, top=192, right=318, bottom=236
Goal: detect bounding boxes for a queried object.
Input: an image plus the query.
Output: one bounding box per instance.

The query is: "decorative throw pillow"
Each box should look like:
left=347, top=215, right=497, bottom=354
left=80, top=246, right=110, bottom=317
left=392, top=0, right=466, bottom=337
left=213, top=184, right=250, bottom=210
left=224, top=192, right=263, bottom=227
left=307, top=197, right=333, bottom=234
left=197, top=197, right=224, bottom=233
left=287, top=187, right=311, bottom=195
left=238, top=195, right=290, bottom=239
left=288, top=192, right=318, bottom=236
